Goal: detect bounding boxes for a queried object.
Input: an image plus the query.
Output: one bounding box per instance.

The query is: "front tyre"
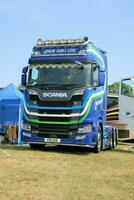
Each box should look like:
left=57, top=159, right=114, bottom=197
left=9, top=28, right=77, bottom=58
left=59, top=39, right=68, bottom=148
left=112, top=129, right=118, bottom=149
left=93, top=126, right=102, bottom=153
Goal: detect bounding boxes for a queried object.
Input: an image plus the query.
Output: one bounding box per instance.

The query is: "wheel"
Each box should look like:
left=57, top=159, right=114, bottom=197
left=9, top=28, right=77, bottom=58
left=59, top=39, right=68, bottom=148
left=109, top=135, right=113, bottom=150
left=29, top=143, right=45, bottom=150
left=93, top=126, right=102, bottom=153
left=112, top=129, right=118, bottom=149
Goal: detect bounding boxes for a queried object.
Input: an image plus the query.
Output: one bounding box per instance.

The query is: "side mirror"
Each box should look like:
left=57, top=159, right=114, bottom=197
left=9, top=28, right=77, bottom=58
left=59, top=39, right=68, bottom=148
left=98, top=72, right=105, bottom=86
left=21, top=66, right=28, bottom=87
left=22, top=66, right=28, bottom=74
left=21, top=74, right=26, bottom=86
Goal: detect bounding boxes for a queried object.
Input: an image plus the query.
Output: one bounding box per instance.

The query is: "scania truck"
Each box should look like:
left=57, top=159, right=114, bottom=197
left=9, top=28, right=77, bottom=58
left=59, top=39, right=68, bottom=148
left=21, top=36, right=117, bottom=152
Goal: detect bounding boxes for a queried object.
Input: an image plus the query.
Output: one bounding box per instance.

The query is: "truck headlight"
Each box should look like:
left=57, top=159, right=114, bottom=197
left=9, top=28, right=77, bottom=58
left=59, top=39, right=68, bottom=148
left=29, top=90, right=38, bottom=95
left=78, top=124, right=92, bottom=133
left=22, top=124, right=31, bottom=131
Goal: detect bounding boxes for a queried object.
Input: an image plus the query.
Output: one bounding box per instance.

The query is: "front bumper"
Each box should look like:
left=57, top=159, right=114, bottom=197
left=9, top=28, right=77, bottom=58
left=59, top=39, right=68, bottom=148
left=22, top=129, right=96, bottom=147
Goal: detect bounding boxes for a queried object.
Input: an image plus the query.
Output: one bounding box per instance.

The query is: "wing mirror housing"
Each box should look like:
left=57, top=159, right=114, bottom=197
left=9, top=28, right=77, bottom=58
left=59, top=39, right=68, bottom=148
left=21, top=66, right=28, bottom=86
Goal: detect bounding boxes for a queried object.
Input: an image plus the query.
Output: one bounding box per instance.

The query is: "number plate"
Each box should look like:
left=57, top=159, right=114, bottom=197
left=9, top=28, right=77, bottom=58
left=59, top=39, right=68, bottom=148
left=44, top=138, right=61, bottom=143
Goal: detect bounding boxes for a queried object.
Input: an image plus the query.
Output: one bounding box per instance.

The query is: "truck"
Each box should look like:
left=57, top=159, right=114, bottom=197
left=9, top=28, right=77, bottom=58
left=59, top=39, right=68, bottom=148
left=119, top=77, right=134, bottom=140
left=107, top=77, right=134, bottom=141
left=21, top=36, right=118, bottom=152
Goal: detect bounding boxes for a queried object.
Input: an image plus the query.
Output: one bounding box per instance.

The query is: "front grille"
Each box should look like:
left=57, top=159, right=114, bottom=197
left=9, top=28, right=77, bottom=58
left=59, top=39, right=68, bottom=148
left=31, top=124, right=77, bottom=138
left=27, top=91, right=83, bottom=124
left=29, top=94, right=82, bottom=107
left=28, top=93, right=82, bottom=122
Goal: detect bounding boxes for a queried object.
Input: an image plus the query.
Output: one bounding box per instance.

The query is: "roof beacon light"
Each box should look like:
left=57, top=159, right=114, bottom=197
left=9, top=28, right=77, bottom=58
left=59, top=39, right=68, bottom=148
left=36, top=39, right=44, bottom=46
left=67, top=39, right=75, bottom=44
left=83, top=36, right=89, bottom=42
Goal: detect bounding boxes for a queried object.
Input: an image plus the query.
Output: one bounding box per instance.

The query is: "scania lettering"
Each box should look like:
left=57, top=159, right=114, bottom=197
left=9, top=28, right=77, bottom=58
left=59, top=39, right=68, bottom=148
left=43, top=92, right=67, bottom=98
left=21, top=36, right=117, bottom=152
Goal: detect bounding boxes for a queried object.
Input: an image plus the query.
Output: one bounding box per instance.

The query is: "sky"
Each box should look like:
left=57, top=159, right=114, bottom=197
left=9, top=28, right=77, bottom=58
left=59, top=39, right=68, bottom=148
left=0, top=0, right=134, bottom=87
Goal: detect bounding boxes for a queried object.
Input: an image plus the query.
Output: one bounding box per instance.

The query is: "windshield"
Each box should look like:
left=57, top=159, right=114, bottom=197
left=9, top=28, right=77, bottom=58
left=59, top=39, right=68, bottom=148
left=27, top=63, right=93, bottom=88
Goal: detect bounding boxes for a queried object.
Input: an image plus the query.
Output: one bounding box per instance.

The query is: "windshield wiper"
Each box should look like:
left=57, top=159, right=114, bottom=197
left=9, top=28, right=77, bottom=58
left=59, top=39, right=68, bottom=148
left=75, top=61, right=84, bottom=70
left=60, top=84, right=77, bottom=87
left=28, top=83, right=82, bottom=89
left=31, top=84, right=63, bottom=89
left=59, top=84, right=82, bottom=89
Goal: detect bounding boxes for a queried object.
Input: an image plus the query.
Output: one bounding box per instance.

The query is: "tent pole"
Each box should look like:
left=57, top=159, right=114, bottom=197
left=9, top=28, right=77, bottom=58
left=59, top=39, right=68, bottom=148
left=18, top=103, right=22, bottom=145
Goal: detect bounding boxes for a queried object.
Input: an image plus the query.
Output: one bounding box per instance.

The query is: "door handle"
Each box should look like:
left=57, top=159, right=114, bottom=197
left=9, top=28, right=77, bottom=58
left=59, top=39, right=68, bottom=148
left=126, top=112, right=130, bottom=116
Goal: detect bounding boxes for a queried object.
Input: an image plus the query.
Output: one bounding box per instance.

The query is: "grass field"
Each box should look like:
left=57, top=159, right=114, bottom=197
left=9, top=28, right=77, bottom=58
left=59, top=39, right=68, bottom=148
left=0, top=143, right=134, bottom=200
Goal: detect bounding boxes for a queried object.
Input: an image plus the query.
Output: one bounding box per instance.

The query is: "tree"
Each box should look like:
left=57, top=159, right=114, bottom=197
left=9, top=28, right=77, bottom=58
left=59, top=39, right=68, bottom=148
left=108, top=82, right=120, bottom=95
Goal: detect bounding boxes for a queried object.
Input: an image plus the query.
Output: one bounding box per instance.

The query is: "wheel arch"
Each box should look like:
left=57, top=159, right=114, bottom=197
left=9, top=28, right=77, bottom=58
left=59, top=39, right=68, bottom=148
left=98, top=118, right=103, bottom=135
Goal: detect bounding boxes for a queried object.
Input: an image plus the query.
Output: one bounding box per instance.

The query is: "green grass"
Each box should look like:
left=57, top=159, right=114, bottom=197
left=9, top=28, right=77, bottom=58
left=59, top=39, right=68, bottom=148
left=0, top=144, right=134, bottom=200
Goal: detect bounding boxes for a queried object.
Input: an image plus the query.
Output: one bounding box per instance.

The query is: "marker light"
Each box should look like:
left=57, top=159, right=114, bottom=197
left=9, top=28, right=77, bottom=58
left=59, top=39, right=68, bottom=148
left=63, top=39, right=68, bottom=44
left=75, top=38, right=84, bottom=43
left=52, top=40, right=60, bottom=44
left=59, top=40, right=65, bottom=44
left=44, top=40, right=52, bottom=45
left=67, top=39, right=75, bottom=43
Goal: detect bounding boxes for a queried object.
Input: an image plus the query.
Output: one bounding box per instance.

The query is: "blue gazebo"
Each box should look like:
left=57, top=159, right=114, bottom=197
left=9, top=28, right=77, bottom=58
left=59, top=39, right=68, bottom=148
left=0, top=83, right=23, bottom=143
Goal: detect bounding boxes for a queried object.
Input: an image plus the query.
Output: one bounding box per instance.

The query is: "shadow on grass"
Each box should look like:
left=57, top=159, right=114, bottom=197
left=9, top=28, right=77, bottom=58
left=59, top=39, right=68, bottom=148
left=1, top=144, right=133, bottom=155
left=112, top=148, right=134, bottom=154
left=0, top=143, right=92, bottom=155
left=45, top=145, right=92, bottom=155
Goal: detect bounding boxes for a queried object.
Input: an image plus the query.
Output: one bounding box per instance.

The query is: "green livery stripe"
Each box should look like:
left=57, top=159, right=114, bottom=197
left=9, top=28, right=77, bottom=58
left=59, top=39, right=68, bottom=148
left=24, top=112, right=78, bottom=125
left=79, top=93, right=103, bottom=123
left=24, top=92, right=104, bottom=125
left=87, top=45, right=104, bottom=67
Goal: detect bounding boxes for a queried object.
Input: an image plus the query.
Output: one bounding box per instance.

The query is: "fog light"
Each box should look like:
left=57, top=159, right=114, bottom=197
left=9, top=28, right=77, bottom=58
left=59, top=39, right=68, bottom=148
left=69, top=132, right=73, bottom=136
left=22, top=124, right=31, bottom=131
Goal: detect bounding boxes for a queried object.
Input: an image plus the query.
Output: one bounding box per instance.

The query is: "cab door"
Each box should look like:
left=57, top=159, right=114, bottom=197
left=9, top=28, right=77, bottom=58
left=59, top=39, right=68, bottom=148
left=119, top=78, right=134, bottom=133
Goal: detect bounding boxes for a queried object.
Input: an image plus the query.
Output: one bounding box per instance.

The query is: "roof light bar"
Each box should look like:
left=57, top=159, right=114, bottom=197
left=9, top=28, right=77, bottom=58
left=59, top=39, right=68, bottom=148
left=36, top=36, right=90, bottom=47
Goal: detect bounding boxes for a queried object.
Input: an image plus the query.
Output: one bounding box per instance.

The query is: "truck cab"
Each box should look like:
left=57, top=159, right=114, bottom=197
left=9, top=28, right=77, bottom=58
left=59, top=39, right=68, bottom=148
left=21, top=37, right=117, bottom=152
